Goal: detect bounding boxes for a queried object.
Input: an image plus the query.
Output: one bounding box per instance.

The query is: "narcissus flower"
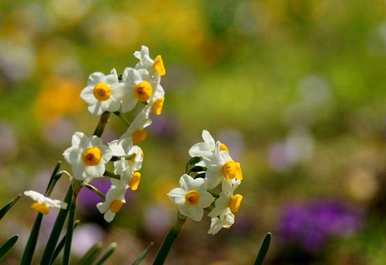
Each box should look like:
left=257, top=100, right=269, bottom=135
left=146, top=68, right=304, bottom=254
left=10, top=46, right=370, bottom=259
left=24, top=190, right=67, bottom=215
left=134, top=45, right=166, bottom=77
left=63, top=132, right=112, bottom=181
left=168, top=174, right=214, bottom=221
left=109, top=138, right=143, bottom=190
left=208, top=181, right=243, bottom=234
left=189, top=130, right=229, bottom=160
left=80, top=69, right=123, bottom=115
left=121, top=106, right=152, bottom=145
left=96, top=182, right=126, bottom=222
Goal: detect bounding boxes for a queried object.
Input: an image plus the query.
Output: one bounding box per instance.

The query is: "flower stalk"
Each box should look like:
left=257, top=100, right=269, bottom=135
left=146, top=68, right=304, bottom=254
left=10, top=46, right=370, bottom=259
left=152, top=215, right=186, bottom=265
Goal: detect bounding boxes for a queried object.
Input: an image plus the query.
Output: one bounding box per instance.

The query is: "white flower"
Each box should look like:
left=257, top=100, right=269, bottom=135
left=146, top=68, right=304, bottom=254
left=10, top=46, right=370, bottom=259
left=24, top=190, right=67, bottom=215
left=96, top=183, right=126, bottom=222
left=121, top=67, right=156, bottom=112
left=121, top=106, right=152, bottom=145
left=189, top=130, right=242, bottom=189
left=167, top=174, right=214, bottom=221
left=134, top=45, right=166, bottom=77
left=208, top=208, right=234, bottom=235
left=80, top=69, right=123, bottom=115
left=109, top=138, right=143, bottom=190
left=63, top=132, right=112, bottom=181
left=148, top=82, right=165, bottom=116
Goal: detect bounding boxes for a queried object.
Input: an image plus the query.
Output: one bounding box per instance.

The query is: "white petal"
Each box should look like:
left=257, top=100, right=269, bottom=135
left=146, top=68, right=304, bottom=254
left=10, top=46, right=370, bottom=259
left=167, top=188, right=185, bottom=205
left=202, top=130, right=215, bottom=147
left=104, top=210, right=115, bottom=223
left=199, top=190, right=215, bottom=208
left=179, top=206, right=203, bottom=222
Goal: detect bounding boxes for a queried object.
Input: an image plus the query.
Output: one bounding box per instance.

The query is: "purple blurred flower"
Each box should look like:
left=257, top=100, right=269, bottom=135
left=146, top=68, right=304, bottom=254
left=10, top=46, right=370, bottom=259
left=72, top=223, right=105, bottom=257
left=77, top=178, right=111, bottom=213
left=278, top=200, right=362, bottom=252
left=149, top=115, right=179, bottom=139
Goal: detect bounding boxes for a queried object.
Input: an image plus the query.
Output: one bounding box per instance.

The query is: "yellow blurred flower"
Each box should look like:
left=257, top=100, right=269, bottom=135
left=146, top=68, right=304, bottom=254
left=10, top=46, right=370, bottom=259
left=34, top=76, right=83, bottom=123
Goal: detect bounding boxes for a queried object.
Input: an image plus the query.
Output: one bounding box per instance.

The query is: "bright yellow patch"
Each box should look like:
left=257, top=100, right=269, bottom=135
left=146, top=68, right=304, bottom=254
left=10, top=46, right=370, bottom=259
left=219, top=143, right=229, bottom=152
left=31, top=202, right=50, bottom=215
left=129, top=171, right=141, bottom=191
left=153, top=55, right=166, bottom=76
left=222, top=161, right=243, bottom=181
left=151, top=97, right=164, bottom=116
left=82, top=146, right=102, bottom=166
left=93, top=82, right=111, bottom=101
left=185, top=190, right=200, bottom=205
left=133, top=81, right=152, bottom=102
left=229, top=194, right=243, bottom=214
left=109, top=200, right=124, bottom=213
left=132, top=129, right=147, bottom=145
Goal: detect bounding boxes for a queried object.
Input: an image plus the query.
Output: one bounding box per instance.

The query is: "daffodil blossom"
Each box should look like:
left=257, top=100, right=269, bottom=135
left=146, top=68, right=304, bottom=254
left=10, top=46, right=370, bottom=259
left=24, top=190, right=67, bottom=215
left=134, top=45, right=166, bottom=77
left=63, top=132, right=112, bottom=181
left=121, top=106, right=152, bottom=145
left=96, top=181, right=126, bottom=222
left=148, top=82, right=165, bottom=116
left=189, top=130, right=229, bottom=160
left=207, top=181, right=243, bottom=234
left=168, top=174, right=214, bottom=221
left=121, top=67, right=156, bottom=112
left=80, top=69, right=123, bottom=115
left=109, top=138, right=143, bottom=190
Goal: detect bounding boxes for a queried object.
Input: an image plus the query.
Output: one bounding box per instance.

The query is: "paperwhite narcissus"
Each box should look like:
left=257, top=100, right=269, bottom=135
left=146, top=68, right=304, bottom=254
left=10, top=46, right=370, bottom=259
left=109, top=138, right=143, bottom=190
left=96, top=182, right=126, bottom=222
left=80, top=69, right=123, bottom=115
left=189, top=130, right=229, bottom=160
left=168, top=174, right=214, bottom=221
left=207, top=181, right=243, bottom=234
left=121, top=106, right=152, bottom=145
left=134, top=45, right=166, bottom=77
left=24, top=190, right=67, bottom=215
left=121, top=67, right=155, bottom=112
left=63, top=132, right=112, bottom=181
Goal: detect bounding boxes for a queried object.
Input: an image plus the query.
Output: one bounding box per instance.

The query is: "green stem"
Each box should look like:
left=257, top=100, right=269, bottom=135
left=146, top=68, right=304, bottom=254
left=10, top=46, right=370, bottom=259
left=62, top=187, right=79, bottom=265
left=40, top=187, right=73, bottom=265
left=20, top=214, right=43, bottom=265
left=152, top=216, right=186, bottom=265
left=113, top=111, right=130, bottom=126
left=94, top=112, right=111, bottom=137
left=254, top=233, right=272, bottom=265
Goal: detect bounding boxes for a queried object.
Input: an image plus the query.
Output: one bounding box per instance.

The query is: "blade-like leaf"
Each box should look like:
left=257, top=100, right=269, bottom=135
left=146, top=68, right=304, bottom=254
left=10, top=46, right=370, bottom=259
left=0, top=235, right=18, bottom=260
left=94, top=242, right=117, bottom=265
left=0, top=195, right=21, bottom=220
left=78, top=243, right=102, bottom=265
left=62, top=189, right=77, bottom=265
left=254, top=232, right=272, bottom=265
left=50, top=220, right=80, bottom=264
left=20, top=214, right=43, bottom=265
left=45, top=161, right=62, bottom=196
left=40, top=187, right=73, bottom=265
left=132, top=242, right=154, bottom=265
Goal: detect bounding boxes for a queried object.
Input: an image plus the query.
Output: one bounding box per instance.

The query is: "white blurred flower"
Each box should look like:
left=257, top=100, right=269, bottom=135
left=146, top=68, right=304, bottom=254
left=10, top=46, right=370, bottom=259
left=167, top=174, right=214, bottom=221
left=134, top=45, right=166, bottom=77
left=24, top=190, right=67, bottom=215
left=80, top=69, right=123, bottom=115
left=109, top=138, right=143, bottom=190
left=96, top=183, right=126, bottom=222
left=63, top=132, right=112, bottom=181
left=72, top=223, right=104, bottom=257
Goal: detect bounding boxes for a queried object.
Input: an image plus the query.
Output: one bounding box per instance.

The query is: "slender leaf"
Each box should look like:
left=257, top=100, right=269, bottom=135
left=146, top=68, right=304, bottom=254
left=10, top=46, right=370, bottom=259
left=45, top=161, right=62, bottom=196
left=20, top=214, right=43, bottom=265
left=40, top=187, right=73, bottom=265
left=62, top=190, right=77, bottom=265
left=254, top=232, right=272, bottom=265
left=78, top=243, right=102, bottom=265
left=0, top=195, right=21, bottom=220
left=94, top=242, right=117, bottom=265
left=0, top=235, right=18, bottom=260
left=132, top=242, right=154, bottom=265
left=50, top=220, right=80, bottom=264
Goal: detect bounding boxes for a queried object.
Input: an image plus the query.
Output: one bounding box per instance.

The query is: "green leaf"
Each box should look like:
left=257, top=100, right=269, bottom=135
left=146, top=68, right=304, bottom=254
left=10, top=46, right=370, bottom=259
left=131, top=242, right=154, bottom=265
left=40, top=187, right=73, bottom=265
left=45, top=161, right=62, bottom=196
left=78, top=243, right=103, bottom=265
left=50, top=220, right=80, bottom=264
left=94, top=242, right=117, bottom=265
left=0, top=195, right=21, bottom=221
left=254, top=232, right=272, bottom=265
left=62, top=189, right=77, bottom=265
left=0, top=235, right=18, bottom=261
left=20, top=214, right=43, bottom=265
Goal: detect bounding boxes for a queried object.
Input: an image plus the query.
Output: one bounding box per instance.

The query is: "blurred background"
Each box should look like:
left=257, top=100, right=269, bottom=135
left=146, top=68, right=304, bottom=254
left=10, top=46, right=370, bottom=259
left=0, top=0, right=386, bottom=264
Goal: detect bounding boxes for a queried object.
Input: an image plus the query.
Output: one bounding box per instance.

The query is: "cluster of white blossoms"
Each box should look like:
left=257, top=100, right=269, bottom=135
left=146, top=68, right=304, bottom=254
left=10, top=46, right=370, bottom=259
left=168, top=130, right=244, bottom=234
left=24, top=46, right=166, bottom=222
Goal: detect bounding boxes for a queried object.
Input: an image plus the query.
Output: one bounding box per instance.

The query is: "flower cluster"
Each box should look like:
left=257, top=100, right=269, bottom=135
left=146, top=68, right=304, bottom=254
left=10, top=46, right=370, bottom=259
left=168, top=130, right=244, bottom=234
left=25, top=46, right=166, bottom=222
